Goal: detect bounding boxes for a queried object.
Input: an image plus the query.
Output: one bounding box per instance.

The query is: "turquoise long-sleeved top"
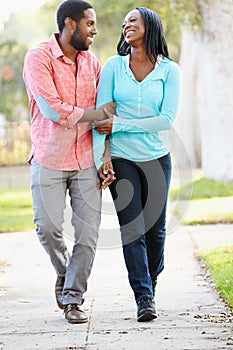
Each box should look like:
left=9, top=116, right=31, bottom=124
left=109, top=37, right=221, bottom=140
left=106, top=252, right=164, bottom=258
left=93, top=54, right=181, bottom=170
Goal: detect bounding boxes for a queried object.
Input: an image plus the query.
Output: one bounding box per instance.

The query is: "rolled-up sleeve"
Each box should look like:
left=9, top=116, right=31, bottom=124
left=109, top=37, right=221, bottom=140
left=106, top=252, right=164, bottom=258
left=23, top=49, right=84, bottom=128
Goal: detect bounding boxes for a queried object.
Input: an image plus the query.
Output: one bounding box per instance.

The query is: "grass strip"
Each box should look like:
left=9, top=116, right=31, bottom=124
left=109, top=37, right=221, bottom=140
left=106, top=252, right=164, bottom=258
left=170, top=177, right=233, bottom=201
left=199, top=245, right=233, bottom=309
left=0, top=189, right=34, bottom=233
left=174, top=197, right=233, bottom=225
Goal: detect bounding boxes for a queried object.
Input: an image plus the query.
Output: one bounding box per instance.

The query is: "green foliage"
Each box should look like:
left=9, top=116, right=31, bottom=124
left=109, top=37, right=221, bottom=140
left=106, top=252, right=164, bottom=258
left=0, top=41, right=29, bottom=122
left=91, top=0, right=207, bottom=63
left=92, top=0, right=182, bottom=63
left=200, top=246, right=233, bottom=308
left=170, top=177, right=233, bottom=201
left=0, top=3, right=55, bottom=123
left=0, top=189, right=34, bottom=233
left=37, top=0, right=60, bottom=36
left=34, top=0, right=206, bottom=63
left=170, top=0, right=205, bottom=29
left=0, top=0, right=207, bottom=123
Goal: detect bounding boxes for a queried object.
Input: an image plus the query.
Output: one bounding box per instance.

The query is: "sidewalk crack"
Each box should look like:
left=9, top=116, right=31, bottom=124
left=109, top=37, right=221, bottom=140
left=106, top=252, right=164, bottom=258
left=84, top=296, right=95, bottom=349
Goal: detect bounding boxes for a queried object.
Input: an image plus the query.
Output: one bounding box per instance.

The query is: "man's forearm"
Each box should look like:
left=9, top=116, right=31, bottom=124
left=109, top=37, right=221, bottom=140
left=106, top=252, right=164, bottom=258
left=79, top=109, right=104, bottom=122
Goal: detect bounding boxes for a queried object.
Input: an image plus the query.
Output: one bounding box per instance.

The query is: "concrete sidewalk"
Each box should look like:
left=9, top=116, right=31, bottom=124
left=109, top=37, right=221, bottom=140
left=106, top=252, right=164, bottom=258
left=0, top=220, right=233, bottom=349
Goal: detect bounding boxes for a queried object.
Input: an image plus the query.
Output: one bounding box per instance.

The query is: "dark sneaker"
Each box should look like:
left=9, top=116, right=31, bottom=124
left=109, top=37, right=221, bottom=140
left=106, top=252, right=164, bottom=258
left=64, top=304, right=88, bottom=324
left=137, top=297, right=157, bottom=322
left=55, top=276, right=65, bottom=309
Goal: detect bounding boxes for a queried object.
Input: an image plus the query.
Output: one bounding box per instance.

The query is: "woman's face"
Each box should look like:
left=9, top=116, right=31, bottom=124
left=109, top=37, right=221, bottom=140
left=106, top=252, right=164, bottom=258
left=122, top=9, right=145, bottom=46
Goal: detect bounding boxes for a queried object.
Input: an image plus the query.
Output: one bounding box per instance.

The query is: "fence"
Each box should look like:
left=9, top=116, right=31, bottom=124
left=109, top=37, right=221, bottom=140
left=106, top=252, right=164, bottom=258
left=0, top=120, right=31, bottom=166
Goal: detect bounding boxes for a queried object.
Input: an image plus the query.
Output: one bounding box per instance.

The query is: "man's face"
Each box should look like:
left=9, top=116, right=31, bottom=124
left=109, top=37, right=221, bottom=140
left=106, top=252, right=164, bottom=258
left=70, top=8, right=97, bottom=51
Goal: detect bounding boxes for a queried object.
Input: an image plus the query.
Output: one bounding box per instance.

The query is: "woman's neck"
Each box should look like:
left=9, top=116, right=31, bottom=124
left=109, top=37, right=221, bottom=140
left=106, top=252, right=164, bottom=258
left=130, top=46, right=147, bottom=63
left=129, top=47, right=155, bottom=82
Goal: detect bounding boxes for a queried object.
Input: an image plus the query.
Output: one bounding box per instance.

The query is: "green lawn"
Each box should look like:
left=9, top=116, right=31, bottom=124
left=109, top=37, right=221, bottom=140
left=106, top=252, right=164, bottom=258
left=0, top=189, right=35, bottom=233
left=0, top=177, right=233, bottom=312
left=1, top=177, right=233, bottom=231
left=170, top=175, right=233, bottom=310
left=200, top=245, right=233, bottom=309
left=170, top=177, right=233, bottom=200
left=170, top=177, right=233, bottom=225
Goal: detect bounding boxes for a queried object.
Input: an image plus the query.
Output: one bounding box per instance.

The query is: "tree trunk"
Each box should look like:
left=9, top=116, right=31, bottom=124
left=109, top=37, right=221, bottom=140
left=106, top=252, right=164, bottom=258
left=173, top=28, right=201, bottom=169
left=198, top=0, right=233, bottom=182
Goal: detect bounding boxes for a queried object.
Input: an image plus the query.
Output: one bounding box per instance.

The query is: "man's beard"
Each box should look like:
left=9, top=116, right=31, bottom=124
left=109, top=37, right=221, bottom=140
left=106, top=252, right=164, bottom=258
left=70, top=26, right=89, bottom=51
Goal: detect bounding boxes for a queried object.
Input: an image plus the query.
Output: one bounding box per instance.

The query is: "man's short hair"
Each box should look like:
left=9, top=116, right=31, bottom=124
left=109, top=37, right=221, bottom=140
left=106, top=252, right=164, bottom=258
left=57, top=0, right=93, bottom=33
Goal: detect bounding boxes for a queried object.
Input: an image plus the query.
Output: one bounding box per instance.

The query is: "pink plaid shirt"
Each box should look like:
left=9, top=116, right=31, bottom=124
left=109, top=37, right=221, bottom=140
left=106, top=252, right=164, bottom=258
left=23, top=33, right=101, bottom=171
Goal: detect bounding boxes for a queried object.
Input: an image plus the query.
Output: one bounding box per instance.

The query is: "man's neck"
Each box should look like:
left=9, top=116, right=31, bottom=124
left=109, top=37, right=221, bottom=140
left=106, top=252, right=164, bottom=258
left=57, top=35, right=78, bottom=62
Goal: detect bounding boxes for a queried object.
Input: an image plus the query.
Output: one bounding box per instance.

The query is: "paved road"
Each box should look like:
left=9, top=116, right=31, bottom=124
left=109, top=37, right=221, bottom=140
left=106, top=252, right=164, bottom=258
left=0, top=218, right=233, bottom=349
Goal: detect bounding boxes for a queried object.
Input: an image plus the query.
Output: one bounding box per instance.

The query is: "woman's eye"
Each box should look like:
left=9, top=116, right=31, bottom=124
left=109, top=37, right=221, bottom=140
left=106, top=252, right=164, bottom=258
left=122, top=17, right=136, bottom=28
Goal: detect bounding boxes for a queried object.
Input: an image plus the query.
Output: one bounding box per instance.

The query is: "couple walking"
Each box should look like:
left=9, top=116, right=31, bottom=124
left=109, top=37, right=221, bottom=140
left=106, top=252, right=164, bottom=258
left=23, top=0, right=180, bottom=324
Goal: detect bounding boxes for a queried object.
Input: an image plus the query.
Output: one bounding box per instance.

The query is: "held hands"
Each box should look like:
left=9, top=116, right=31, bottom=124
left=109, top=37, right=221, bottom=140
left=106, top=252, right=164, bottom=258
left=94, top=108, right=114, bottom=135
left=96, top=109, right=115, bottom=189
left=98, top=137, right=116, bottom=189
left=98, top=161, right=116, bottom=190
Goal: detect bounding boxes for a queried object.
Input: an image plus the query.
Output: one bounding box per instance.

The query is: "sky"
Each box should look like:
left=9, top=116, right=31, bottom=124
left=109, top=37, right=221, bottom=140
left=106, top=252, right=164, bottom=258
left=0, top=0, right=46, bottom=30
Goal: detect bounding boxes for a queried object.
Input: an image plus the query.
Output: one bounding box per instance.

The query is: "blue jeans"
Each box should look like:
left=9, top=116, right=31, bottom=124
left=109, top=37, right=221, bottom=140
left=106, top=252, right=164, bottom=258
left=110, top=154, right=172, bottom=302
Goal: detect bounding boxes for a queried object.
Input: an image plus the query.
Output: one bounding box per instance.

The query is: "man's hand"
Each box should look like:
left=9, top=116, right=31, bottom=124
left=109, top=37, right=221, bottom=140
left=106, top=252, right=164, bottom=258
left=98, top=160, right=116, bottom=190
left=79, top=102, right=116, bottom=123
left=99, top=102, right=116, bottom=119
left=93, top=108, right=114, bottom=135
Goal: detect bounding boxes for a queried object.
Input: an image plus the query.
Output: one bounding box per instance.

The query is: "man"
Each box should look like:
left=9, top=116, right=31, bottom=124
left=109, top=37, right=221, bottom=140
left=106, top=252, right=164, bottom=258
left=23, top=0, right=115, bottom=324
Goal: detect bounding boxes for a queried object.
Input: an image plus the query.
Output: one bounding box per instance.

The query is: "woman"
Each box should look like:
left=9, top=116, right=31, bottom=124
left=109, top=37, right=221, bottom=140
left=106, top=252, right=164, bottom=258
left=93, top=7, right=181, bottom=322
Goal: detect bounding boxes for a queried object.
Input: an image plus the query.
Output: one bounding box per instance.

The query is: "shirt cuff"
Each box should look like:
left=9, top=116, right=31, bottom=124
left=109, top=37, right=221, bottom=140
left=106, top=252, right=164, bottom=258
left=66, top=108, right=85, bottom=128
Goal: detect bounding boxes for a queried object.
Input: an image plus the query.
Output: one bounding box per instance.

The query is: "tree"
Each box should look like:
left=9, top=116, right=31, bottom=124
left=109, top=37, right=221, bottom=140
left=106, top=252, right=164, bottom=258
left=0, top=41, right=28, bottom=122
left=0, top=2, right=56, bottom=122
left=199, top=0, right=233, bottom=182
left=175, top=0, right=233, bottom=182
left=2, top=0, right=232, bottom=180
left=173, top=28, right=201, bottom=169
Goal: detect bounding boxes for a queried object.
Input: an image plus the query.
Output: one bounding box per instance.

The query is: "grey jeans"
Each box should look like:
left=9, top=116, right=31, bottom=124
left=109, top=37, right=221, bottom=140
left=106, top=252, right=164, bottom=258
left=30, top=158, right=101, bottom=305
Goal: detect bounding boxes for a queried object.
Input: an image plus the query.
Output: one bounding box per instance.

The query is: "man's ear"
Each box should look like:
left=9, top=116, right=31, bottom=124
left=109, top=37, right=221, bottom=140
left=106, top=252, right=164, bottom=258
left=64, top=17, right=76, bottom=31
